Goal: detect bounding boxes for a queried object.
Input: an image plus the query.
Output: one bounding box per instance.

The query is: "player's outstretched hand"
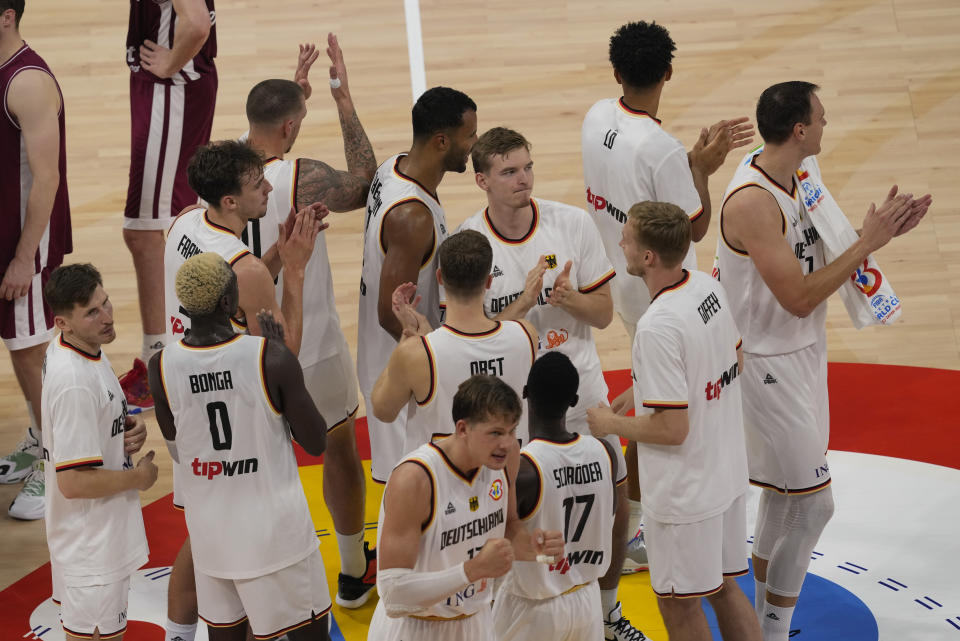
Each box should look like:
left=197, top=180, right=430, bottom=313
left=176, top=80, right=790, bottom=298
left=547, top=260, right=574, bottom=308
left=327, top=33, right=351, bottom=103
left=532, top=528, right=565, bottom=562
left=257, top=309, right=286, bottom=343
left=123, top=413, right=148, bottom=455
left=392, top=282, right=429, bottom=336
left=586, top=404, right=615, bottom=438
left=135, top=451, right=158, bottom=491
left=690, top=117, right=755, bottom=176
left=278, top=208, right=321, bottom=273
left=465, top=538, right=515, bottom=581
left=861, top=189, right=913, bottom=253
left=294, top=42, right=320, bottom=100
left=610, top=387, right=635, bottom=416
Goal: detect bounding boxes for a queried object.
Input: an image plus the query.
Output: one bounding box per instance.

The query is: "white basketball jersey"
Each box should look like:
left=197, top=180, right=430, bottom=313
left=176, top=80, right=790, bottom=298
left=42, top=337, right=149, bottom=587
left=376, top=441, right=508, bottom=619
left=581, top=97, right=701, bottom=335
left=159, top=335, right=318, bottom=579
left=243, top=157, right=345, bottom=367
left=164, top=207, right=251, bottom=344
left=406, top=320, right=536, bottom=453
left=715, top=150, right=827, bottom=355
left=632, top=270, right=748, bottom=523
left=457, top=198, right=614, bottom=413
left=502, top=434, right=614, bottom=599
left=357, top=154, right=448, bottom=393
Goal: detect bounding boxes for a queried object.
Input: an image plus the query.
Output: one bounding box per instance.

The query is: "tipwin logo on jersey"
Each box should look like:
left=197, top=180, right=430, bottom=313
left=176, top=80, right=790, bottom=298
left=191, top=457, right=258, bottom=479
left=489, top=479, right=503, bottom=501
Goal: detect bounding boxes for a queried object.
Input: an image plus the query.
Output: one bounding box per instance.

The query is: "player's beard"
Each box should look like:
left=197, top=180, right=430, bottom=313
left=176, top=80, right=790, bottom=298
left=444, top=146, right=469, bottom=173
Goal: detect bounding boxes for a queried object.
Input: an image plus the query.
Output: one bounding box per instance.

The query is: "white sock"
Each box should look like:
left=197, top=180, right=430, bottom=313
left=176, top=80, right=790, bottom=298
left=627, top=499, right=643, bottom=538
left=600, top=588, right=618, bottom=620
left=754, top=578, right=766, bottom=617
left=165, top=618, right=197, bottom=641
left=335, top=529, right=367, bottom=577
left=760, top=602, right=793, bottom=641
left=143, top=334, right=166, bottom=362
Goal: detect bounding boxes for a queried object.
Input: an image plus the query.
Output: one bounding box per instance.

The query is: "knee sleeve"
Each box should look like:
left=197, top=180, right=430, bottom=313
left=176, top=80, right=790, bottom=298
left=766, top=487, right=835, bottom=598
left=753, top=489, right=790, bottom=560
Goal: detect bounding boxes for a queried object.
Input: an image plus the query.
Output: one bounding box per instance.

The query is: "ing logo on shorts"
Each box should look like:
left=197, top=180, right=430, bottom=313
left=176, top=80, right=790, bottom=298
left=489, top=479, right=503, bottom=501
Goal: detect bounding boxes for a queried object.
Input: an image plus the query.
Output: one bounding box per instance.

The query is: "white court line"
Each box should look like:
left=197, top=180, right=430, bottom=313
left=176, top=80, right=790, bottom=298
left=403, top=0, right=427, bottom=102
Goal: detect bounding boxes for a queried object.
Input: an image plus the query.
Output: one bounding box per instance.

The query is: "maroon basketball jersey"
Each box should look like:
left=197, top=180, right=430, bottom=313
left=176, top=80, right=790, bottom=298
left=0, top=43, right=72, bottom=272
left=126, top=0, right=217, bottom=85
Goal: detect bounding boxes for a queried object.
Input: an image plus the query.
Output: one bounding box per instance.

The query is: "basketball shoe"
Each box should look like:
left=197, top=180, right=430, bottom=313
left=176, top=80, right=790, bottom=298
left=336, top=541, right=377, bottom=608
left=9, top=459, right=45, bottom=520
left=604, top=601, right=649, bottom=640
left=0, top=427, right=41, bottom=484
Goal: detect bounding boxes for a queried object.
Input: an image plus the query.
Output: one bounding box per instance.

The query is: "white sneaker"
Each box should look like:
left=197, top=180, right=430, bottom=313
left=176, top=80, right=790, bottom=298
left=9, top=459, right=45, bottom=520
left=622, top=529, right=649, bottom=574
left=604, top=601, right=649, bottom=640
left=0, top=427, right=41, bottom=484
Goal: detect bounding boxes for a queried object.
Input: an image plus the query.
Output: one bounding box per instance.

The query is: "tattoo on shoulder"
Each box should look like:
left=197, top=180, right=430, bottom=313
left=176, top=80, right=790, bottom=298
left=296, top=159, right=367, bottom=213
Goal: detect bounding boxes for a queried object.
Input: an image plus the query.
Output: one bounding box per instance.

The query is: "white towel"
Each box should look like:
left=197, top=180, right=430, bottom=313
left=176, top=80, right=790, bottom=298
left=796, top=154, right=902, bottom=328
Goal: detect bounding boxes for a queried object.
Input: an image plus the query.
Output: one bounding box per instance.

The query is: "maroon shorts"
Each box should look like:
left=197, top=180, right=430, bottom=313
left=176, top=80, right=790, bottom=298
left=124, top=71, right=217, bottom=230
left=0, top=266, right=54, bottom=351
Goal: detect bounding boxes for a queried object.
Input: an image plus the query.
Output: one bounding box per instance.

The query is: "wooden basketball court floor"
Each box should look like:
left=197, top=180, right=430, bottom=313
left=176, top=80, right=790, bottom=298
left=1, top=0, right=958, bottom=637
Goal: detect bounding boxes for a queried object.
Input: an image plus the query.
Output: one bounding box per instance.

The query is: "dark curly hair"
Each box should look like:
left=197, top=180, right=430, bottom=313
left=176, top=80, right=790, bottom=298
left=609, top=21, right=676, bottom=90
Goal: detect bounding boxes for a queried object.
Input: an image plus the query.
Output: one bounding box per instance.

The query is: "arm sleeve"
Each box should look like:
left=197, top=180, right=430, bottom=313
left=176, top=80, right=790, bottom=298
left=377, top=564, right=471, bottom=617
left=635, top=322, right=689, bottom=411
left=653, top=145, right=704, bottom=220
left=576, top=211, right=616, bottom=293
left=50, top=387, right=104, bottom=471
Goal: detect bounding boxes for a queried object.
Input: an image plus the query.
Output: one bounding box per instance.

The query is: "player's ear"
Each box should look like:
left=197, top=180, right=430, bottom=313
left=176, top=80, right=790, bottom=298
left=664, top=64, right=673, bottom=82
left=475, top=172, right=487, bottom=191
left=570, top=394, right=579, bottom=409
left=613, top=68, right=622, bottom=86
left=454, top=418, right=470, bottom=436
left=53, top=314, right=69, bottom=332
left=434, top=131, right=448, bottom=152
left=485, top=274, right=493, bottom=290
left=436, top=267, right=443, bottom=286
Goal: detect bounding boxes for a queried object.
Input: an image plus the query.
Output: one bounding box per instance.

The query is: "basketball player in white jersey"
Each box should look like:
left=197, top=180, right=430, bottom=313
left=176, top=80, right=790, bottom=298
left=581, top=20, right=753, bottom=554
left=243, top=34, right=378, bottom=607
left=495, top=351, right=619, bottom=641
left=148, top=252, right=331, bottom=640
left=358, top=86, right=477, bottom=484
left=372, top=230, right=538, bottom=450
left=716, top=82, right=929, bottom=641
left=589, top=201, right=760, bottom=641
left=41, top=263, right=157, bottom=640
left=458, top=126, right=639, bottom=638
left=369, top=374, right=564, bottom=641
left=162, top=140, right=321, bottom=641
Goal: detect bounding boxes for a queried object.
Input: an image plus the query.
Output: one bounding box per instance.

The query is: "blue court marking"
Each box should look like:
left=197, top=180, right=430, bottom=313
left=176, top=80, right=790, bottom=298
left=701, top=561, right=879, bottom=641
left=330, top=613, right=346, bottom=641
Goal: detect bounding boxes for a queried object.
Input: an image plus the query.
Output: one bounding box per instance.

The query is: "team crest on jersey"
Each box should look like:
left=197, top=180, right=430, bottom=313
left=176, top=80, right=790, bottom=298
left=545, top=254, right=558, bottom=269
left=489, top=479, right=503, bottom=501
left=469, top=496, right=479, bottom=512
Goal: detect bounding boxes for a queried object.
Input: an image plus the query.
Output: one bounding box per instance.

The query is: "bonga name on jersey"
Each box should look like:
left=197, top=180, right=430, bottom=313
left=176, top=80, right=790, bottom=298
left=191, top=457, right=258, bottom=479
left=470, top=357, right=505, bottom=377
left=705, top=360, right=740, bottom=401
left=585, top=187, right=627, bottom=224
left=176, top=234, right=202, bottom=261
left=188, top=370, right=234, bottom=394
left=439, top=507, right=504, bottom=550
left=553, top=461, right=604, bottom=488
left=490, top=287, right=553, bottom=314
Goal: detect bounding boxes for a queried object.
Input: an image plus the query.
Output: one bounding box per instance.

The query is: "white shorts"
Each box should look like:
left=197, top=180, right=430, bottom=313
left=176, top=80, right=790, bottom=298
left=493, top=580, right=603, bottom=641
left=195, top=547, right=331, bottom=639
left=52, top=569, right=130, bottom=639
left=645, top=493, right=749, bottom=598
left=364, top=392, right=407, bottom=484
left=302, top=342, right=360, bottom=432
left=742, top=340, right=831, bottom=494
left=1, top=269, right=55, bottom=351
left=367, top=600, right=492, bottom=641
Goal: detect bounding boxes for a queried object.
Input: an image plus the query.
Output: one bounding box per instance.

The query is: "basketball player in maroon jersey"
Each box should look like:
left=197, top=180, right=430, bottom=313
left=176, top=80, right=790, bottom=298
left=0, top=0, right=73, bottom=521
left=119, top=0, right=217, bottom=411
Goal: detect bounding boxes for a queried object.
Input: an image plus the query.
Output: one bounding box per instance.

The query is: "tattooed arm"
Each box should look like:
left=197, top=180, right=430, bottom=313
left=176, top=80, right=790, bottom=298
left=294, top=33, right=376, bottom=213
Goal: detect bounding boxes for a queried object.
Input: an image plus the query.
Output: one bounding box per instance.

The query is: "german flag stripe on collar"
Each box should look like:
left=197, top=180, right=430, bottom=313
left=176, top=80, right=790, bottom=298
left=617, top=97, right=662, bottom=124
left=651, top=269, right=690, bottom=302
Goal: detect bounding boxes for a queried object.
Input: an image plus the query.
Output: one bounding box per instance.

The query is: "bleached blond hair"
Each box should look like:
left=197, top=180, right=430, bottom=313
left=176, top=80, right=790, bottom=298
left=175, top=252, right=234, bottom=316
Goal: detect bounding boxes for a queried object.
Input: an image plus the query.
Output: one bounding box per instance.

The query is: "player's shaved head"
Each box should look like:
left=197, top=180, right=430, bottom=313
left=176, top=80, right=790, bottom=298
left=246, top=79, right=305, bottom=126
left=176, top=253, right=235, bottom=317
left=452, top=375, right=522, bottom=426
left=525, top=352, right=579, bottom=419
left=438, top=230, right=493, bottom=300
left=627, top=200, right=691, bottom=267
